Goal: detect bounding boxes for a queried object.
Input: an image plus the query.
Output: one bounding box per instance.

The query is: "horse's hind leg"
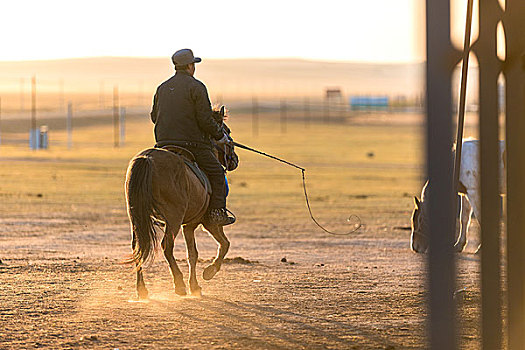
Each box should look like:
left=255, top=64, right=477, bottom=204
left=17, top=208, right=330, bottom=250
left=201, top=223, right=230, bottom=281
left=162, top=224, right=187, bottom=296
left=132, top=235, right=149, bottom=299
left=182, top=223, right=201, bottom=296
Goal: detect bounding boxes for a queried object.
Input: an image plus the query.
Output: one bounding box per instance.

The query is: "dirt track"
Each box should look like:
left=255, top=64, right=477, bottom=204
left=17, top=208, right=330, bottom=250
left=0, top=216, right=484, bottom=349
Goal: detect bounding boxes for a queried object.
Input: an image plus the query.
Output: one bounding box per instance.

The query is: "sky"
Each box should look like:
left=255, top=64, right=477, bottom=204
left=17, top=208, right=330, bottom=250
left=1, top=0, right=428, bottom=63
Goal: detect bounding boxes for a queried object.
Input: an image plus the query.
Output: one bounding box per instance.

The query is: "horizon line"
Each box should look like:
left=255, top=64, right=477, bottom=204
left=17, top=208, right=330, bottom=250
left=0, top=55, right=426, bottom=65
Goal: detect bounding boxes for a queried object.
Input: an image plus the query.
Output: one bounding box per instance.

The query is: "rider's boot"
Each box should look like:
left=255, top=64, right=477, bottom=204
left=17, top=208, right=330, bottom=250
left=205, top=208, right=236, bottom=226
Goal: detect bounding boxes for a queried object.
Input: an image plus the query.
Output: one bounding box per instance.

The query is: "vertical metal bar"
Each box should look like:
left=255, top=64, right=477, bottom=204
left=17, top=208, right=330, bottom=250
left=426, top=0, right=457, bottom=348
left=476, top=1, right=504, bottom=348
left=504, top=1, right=525, bottom=348
left=113, top=86, right=119, bottom=148
left=453, top=0, right=474, bottom=195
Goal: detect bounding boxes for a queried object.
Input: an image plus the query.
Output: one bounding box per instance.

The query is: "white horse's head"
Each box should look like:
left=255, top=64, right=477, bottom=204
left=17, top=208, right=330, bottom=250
left=410, top=181, right=430, bottom=253
left=410, top=195, right=429, bottom=253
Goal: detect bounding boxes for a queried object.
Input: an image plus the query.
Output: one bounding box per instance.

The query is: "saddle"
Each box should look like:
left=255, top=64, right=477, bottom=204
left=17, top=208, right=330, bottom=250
left=161, top=145, right=212, bottom=196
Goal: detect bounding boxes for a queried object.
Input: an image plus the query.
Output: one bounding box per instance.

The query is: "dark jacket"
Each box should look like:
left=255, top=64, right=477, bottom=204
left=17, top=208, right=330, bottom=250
left=150, top=71, right=223, bottom=148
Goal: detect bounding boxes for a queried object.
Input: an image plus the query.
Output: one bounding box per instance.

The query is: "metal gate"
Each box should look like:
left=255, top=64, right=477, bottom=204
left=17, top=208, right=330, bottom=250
left=426, top=0, right=525, bottom=348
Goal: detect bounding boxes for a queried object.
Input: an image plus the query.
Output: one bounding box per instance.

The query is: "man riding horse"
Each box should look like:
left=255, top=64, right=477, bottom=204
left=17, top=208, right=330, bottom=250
left=150, top=49, right=235, bottom=226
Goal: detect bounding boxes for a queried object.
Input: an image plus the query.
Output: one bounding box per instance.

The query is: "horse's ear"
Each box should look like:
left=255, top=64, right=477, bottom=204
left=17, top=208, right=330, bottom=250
left=220, top=105, right=225, bottom=117
left=414, top=196, right=420, bottom=209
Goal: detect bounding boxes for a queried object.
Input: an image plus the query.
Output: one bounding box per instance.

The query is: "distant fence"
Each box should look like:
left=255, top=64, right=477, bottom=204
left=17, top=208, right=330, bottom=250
left=0, top=75, right=425, bottom=149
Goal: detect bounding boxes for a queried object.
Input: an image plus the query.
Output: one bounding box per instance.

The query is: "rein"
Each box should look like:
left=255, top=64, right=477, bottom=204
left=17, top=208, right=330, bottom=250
left=233, top=141, right=362, bottom=235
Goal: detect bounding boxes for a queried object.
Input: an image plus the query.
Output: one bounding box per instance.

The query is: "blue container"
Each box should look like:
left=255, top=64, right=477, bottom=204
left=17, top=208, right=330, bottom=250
left=350, top=96, right=389, bottom=110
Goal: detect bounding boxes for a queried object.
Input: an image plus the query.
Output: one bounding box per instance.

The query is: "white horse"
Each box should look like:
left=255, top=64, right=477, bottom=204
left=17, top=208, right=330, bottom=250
left=410, top=139, right=505, bottom=253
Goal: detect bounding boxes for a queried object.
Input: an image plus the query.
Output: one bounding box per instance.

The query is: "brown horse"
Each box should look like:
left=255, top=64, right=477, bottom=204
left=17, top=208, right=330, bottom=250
left=125, top=107, right=232, bottom=298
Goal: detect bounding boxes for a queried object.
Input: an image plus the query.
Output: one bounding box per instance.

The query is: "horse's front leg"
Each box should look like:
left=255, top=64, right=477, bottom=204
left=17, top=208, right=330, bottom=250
left=455, top=195, right=472, bottom=252
left=182, top=223, right=201, bottom=296
left=202, top=223, right=230, bottom=281
left=466, top=188, right=482, bottom=253
left=162, top=224, right=187, bottom=296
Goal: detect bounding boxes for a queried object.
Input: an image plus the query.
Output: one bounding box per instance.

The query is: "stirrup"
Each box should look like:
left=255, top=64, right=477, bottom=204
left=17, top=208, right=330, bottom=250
left=205, top=208, right=236, bottom=226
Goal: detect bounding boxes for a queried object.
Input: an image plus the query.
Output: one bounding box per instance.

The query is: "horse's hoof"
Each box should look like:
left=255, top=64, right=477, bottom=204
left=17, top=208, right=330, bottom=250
left=190, top=286, right=202, bottom=297
left=137, top=287, right=149, bottom=300
left=203, top=265, right=218, bottom=281
left=175, top=284, right=187, bottom=296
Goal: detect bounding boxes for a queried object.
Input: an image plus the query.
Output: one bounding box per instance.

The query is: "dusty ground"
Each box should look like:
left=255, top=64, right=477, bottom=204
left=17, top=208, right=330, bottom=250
left=0, top=112, right=484, bottom=349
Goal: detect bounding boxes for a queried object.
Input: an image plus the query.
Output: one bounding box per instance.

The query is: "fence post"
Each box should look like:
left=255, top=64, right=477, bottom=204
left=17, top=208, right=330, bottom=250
left=113, top=86, right=119, bottom=148
left=252, top=96, right=258, bottom=137
left=323, top=97, right=329, bottom=124
left=138, top=80, right=144, bottom=107
left=20, top=78, right=24, bottom=112
left=30, top=75, right=37, bottom=150
left=0, top=96, right=2, bottom=146
left=280, top=98, right=287, bottom=133
left=120, top=106, right=126, bottom=147
left=67, top=102, right=72, bottom=149
left=304, top=97, right=310, bottom=128
left=99, top=80, right=105, bottom=110
left=59, top=79, right=64, bottom=113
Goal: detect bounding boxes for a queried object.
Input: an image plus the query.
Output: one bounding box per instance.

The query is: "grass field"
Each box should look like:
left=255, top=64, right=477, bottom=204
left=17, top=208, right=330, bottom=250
left=0, top=111, right=484, bottom=349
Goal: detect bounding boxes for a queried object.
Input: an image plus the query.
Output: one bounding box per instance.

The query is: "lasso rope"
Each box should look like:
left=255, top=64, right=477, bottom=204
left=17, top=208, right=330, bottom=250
left=233, top=141, right=362, bottom=235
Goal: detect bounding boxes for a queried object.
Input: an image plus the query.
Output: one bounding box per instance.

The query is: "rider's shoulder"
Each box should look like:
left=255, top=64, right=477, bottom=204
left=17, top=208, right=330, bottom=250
left=191, top=77, right=206, bottom=88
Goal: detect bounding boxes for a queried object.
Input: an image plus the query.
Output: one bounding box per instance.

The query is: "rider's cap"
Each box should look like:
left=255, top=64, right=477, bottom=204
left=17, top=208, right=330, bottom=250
left=171, top=49, right=201, bottom=66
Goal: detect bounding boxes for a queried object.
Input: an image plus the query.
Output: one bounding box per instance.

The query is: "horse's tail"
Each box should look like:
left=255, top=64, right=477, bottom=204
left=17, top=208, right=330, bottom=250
left=125, top=152, right=159, bottom=267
